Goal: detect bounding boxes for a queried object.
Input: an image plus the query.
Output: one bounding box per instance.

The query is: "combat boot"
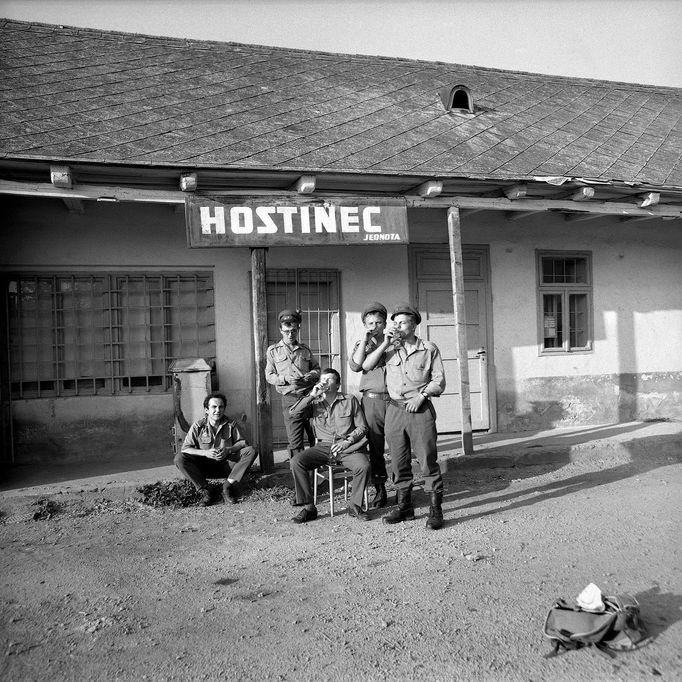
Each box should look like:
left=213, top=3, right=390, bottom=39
left=425, top=491, right=444, bottom=530
left=370, top=481, right=388, bottom=509
left=382, top=486, right=415, bottom=524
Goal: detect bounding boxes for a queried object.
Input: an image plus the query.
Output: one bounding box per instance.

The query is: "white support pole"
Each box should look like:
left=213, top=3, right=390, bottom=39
left=447, top=207, right=474, bottom=456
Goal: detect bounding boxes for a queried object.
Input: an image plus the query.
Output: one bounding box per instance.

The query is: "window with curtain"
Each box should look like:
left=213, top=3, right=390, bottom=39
left=537, top=252, right=592, bottom=353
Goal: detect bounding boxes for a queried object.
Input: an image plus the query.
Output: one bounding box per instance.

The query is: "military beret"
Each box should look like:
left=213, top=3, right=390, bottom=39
left=391, top=302, right=422, bottom=325
left=278, top=309, right=302, bottom=325
left=362, top=301, right=388, bottom=321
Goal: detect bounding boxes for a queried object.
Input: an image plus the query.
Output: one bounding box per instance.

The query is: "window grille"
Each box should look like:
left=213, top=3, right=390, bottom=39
left=537, top=252, right=592, bottom=353
left=265, top=269, right=341, bottom=370
left=264, top=269, right=341, bottom=446
left=4, top=273, right=215, bottom=398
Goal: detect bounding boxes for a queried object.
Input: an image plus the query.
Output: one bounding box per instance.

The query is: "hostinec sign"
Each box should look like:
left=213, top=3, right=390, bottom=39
left=185, top=196, right=409, bottom=247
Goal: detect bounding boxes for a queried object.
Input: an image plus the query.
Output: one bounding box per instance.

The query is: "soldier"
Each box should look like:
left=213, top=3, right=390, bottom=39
left=175, top=392, right=258, bottom=506
left=265, top=309, right=320, bottom=460
left=363, top=303, right=446, bottom=530
left=289, top=368, right=370, bottom=523
left=348, top=301, right=389, bottom=508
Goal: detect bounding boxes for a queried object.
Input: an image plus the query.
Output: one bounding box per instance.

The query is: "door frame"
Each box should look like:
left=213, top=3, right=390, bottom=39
left=409, top=243, right=497, bottom=433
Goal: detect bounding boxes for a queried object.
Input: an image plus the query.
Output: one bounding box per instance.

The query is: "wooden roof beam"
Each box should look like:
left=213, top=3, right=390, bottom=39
left=0, top=179, right=185, bottom=204
left=408, top=196, right=682, bottom=219
left=412, top=180, right=443, bottom=198
left=570, top=187, right=595, bottom=201
left=503, top=184, right=527, bottom=200
left=292, top=175, right=316, bottom=194
left=179, top=172, right=198, bottom=192
left=50, top=165, right=72, bottom=189
left=638, top=192, right=660, bottom=208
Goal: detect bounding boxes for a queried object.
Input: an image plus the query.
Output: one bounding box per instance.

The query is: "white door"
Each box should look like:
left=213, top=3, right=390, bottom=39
left=413, top=247, right=491, bottom=432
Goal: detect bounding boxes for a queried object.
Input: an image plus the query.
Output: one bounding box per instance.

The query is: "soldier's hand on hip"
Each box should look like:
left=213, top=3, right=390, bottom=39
left=405, top=394, right=426, bottom=413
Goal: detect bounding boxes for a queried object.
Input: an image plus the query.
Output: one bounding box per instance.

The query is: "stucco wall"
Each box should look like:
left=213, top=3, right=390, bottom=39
left=406, top=208, right=682, bottom=429
left=3, top=198, right=681, bottom=462
left=2, top=197, right=410, bottom=461
left=11, top=395, right=172, bottom=464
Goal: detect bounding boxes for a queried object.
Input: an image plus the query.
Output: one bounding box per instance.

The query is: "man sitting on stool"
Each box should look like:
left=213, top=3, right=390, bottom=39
left=289, top=368, right=371, bottom=523
left=175, top=391, right=257, bottom=506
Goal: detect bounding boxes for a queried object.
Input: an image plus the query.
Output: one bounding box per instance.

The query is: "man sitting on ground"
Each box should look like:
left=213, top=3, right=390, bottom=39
left=289, top=368, right=371, bottom=523
left=175, top=392, right=257, bottom=506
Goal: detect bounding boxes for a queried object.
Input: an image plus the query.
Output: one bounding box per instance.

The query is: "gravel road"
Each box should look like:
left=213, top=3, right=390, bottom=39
left=1, top=430, right=680, bottom=681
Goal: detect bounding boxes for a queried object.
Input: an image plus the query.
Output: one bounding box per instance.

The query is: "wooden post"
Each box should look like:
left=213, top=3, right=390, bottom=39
left=251, top=248, right=273, bottom=472
left=447, top=207, right=474, bottom=456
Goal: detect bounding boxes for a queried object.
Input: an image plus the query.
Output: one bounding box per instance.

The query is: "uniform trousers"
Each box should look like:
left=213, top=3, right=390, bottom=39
left=280, top=393, right=313, bottom=452
left=385, top=401, right=443, bottom=493
left=290, top=444, right=371, bottom=508
left=361, top=394, right=388, bottom=483
left=174, top=446, right=258, bottom=491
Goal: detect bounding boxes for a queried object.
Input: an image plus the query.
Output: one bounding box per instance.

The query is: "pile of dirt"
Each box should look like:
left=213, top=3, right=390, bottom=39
left=31, top=498, right=63, bottom=520
left=136, top=475, right=293, bottom=508
left=136, top=479, right=201, bottom=507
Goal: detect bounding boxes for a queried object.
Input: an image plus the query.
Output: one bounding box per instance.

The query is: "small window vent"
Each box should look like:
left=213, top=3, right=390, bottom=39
left=439, top=84, right=474, bottom=114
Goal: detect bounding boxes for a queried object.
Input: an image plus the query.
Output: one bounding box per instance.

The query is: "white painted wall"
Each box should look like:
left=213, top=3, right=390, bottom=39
left=408, top=207, right=682, bottom=383
left=4, top=197, right=681, bottom=452
left=2, top=198, right=412, bottom=438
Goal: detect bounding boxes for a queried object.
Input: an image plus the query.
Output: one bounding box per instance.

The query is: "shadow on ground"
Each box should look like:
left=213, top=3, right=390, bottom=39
left=0, top=455, right=174, bottom=490
left=438, top=433, right=681, bottom=527
left=635, top=584, right=682, bottom=642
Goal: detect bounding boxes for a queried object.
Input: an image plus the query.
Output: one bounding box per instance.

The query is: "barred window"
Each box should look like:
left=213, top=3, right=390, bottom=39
left=5, top=273, right=215, bottom=398
left=537, top=252, right=592, bottom=353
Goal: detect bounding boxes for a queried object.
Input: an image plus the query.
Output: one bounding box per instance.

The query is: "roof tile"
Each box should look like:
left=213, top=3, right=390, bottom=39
left=0, top=18, right=680, bottom=186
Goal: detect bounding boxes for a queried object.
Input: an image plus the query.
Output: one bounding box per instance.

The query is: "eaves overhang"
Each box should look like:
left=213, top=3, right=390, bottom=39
left=1, top=158, right=681, bottom=222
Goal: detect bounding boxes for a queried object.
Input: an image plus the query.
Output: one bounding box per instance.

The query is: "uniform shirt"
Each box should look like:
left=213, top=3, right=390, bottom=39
left=265, top=340, right=321, bottom=396
left=292, top=392, right=368, bottom=445
left=181, top=416, right=245, bottom=453
left=348, top=336, right=387, bottom=393
left=384, top=337, right=446, bottom=401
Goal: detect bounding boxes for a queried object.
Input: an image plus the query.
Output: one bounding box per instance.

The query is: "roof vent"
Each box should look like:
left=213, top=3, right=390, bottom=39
left=439, top=84, right=474, bottom=114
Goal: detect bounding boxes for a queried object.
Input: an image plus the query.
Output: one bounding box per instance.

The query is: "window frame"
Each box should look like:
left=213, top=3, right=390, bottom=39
left=4, top=271, right=215, bottom=399
left=536, top=250, right=593, bottom=355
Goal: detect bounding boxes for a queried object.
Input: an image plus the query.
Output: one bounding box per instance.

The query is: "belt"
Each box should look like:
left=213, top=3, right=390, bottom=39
left=363, top=391, right=388, bottom=399
left=387, top=397, right=408, bottom=409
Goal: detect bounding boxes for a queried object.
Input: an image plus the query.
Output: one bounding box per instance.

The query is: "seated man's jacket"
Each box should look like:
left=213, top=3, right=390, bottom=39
left=291, top=392, right=367, bottom=447
left=182, top=416, right=246, bottom=454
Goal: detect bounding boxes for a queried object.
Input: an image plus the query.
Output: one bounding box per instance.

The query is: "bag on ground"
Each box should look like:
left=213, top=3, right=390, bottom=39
left=543, top=594, right=647, bottom=657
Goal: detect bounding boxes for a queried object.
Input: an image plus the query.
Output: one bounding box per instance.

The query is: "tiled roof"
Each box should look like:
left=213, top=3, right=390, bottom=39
left=1, top=19, right=681, bottom=188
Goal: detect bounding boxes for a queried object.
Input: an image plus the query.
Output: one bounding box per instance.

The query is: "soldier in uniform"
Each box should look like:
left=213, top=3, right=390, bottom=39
left=348, top=301, right=389, bottom=508
left=265, top=309, right=320, bottom=460
left=175, top=392, right=258, bottom=507
left=288, top=368, right=370, bottom=524
left=363, top=303, right=446, bottom=530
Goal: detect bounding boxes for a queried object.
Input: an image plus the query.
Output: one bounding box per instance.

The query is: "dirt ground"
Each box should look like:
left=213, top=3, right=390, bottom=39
left=1, top=425, right=681, bottom=682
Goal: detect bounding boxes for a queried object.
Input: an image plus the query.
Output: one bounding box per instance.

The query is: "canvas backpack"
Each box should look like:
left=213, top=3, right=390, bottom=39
left=543, top=594, right=647, bottom=658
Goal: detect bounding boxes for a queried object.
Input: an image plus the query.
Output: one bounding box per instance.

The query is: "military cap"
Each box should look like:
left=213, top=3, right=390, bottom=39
left=362, top=301, right=388, bottom=321
left=391, top=302, right=422, bottom=325
left=278, top=309, right=302, bottom=325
